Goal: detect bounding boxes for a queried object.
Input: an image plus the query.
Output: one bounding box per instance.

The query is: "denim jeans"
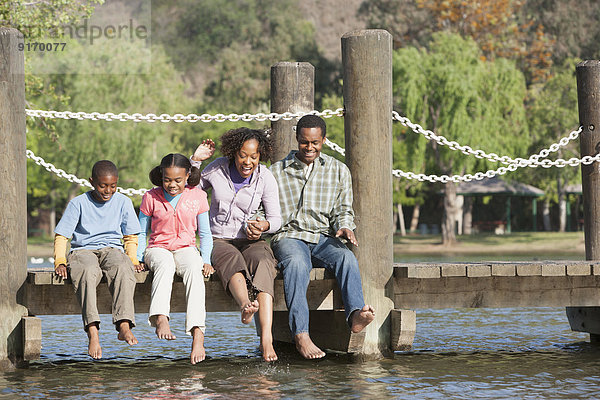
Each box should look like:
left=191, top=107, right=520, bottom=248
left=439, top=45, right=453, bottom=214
left=272, top=235, right=366, bottom=336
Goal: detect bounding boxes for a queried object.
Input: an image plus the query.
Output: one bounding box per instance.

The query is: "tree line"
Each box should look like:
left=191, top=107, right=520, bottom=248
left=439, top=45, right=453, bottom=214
left=1, top=0, right=596, bottom=240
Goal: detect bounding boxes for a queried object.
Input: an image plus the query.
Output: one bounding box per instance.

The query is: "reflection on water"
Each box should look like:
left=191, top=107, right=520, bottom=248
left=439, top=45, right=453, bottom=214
left=2, top=309, right=600, bottom=399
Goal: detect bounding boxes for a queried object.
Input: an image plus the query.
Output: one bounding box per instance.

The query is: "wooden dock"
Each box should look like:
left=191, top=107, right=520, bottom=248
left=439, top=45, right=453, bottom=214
left=21, top=260, right=600, bottom=358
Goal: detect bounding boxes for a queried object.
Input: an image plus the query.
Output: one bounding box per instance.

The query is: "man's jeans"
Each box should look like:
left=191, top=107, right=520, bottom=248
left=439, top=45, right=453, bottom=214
left=272, top=235, right=366, bottom=336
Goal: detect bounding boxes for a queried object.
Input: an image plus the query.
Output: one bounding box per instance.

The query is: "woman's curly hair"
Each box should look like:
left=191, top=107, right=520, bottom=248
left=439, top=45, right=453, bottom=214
left=220, top=127, right=272, bottom=162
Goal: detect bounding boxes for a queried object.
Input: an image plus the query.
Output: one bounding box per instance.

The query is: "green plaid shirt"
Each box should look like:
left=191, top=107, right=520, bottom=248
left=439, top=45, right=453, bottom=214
left=270, top=151, right=356, bottom=244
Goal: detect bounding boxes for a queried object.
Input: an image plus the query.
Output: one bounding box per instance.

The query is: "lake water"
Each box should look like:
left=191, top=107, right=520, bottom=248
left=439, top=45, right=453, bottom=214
left=2, top=308, right=599, bottom=399
left=7, top=251, right=598, bottom=398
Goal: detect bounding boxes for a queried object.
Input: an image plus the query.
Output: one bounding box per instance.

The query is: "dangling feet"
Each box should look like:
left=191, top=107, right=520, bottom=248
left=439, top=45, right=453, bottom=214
left=116, top=320, right=138, bottom=345
left=294, top=333, right=326, bottom=359
left=86, top=322, right=102, bottom=359
left=190, top=327, right=206, bottom=365
left=154, top=314, right=177, bottom=340
left=350, top=305, right=375, bottom=333
left=241, top=300, right=259, bottom=324
left=260, top=336, right=278, bottom=362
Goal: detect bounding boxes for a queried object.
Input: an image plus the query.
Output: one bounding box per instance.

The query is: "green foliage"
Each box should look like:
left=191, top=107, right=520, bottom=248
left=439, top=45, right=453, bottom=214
left=26, top=40, right=190, bottom=209
left=2, top=1, right=105, bottom=140
left=393, top=33, right=530, bottom=177
left=0, top=0, right=102, bottom=39
left=524, top=58, right=581, bottom=201
left=152, top=0, right=336, bottom=109
left=523, top=0, right=600, bottom=63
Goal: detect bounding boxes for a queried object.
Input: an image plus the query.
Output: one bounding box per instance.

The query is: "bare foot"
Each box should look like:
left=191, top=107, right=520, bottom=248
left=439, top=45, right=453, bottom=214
left=241, top=300, right=259, bottom=324
left=260, top=338, right=278, bottom=362
left=154, top=315, right=176, bottom=340
left=294, top=333, right=325, bottom=359
left=117, top=320, right=138, bottom=345
left=86, top=323, right=102, bottom=359
left=350, top=305, right=375, bottom=333
left=190, top=327, right=206, bottom=365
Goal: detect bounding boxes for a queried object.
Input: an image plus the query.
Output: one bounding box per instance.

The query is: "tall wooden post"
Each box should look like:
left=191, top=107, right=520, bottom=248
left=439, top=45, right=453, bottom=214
left=342, top=30, right=395, bottom=356
left=270, top=62, right=314, bottom=162
left=566, top=61, right=600, bottom=341
left=0, top=28, right=29, bottom=370
left=577, top=61, right=600, bottom=260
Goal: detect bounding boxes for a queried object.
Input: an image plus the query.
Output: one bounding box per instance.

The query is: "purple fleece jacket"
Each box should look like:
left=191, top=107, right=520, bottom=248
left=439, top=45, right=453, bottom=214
left=200, top=157, right=281, bottom=239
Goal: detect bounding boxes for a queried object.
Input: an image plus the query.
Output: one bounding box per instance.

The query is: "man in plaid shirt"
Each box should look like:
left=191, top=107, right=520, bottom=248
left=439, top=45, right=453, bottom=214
left=270, top=115, right=375, bottom=359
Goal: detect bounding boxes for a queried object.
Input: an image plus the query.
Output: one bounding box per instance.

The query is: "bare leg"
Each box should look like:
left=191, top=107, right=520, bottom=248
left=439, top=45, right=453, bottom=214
left=227, top=272, right=259, bottom=324
left=256, top=292, right=277, bottom=362
left=116, top=320, right=138, bottom=345
left=86, top=322, right=102, bottom=359
left=350, top=305, right=375, bottom=333
left=190, top=326, right=206, bottom=364
left=152, top=314, right=176, bottom=340
left=294, top=333, right=325, bottom=359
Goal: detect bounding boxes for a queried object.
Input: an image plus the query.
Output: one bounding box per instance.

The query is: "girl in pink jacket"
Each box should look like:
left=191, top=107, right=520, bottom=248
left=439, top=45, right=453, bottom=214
left=138, top=153, right=214, bottom=364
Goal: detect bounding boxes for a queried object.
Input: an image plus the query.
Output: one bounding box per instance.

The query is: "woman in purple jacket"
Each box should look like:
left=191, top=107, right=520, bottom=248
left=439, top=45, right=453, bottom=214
left=192, top=128, right=281, bottom=362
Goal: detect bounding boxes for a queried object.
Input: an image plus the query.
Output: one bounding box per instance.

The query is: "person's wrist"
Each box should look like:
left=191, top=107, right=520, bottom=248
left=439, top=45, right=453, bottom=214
left=190, top=156, right=202, bottom=168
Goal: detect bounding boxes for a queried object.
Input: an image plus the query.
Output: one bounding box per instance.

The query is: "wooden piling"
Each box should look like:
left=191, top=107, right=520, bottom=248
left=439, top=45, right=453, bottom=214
left=577, top=61, right=600, bottom=260
left=566, top=61, right=600, bottom=341
left=270, top=62, right=314, bottom=162
left=0, top=28, right=29, bottom=370
left=342, top=29, right=395, bottom=357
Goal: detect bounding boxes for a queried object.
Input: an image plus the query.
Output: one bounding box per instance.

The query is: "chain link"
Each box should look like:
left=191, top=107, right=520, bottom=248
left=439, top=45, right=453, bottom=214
left=25, top=108, right=345, bottom=123
left=25, top=107, right=594, bottom=185
left=391, top=111, right=582, bottom=168
left=26, top=150, right=148, bottom=196
left=324, top=138, right=346, bottom=156
left=389, top=154, right=600, bottom=183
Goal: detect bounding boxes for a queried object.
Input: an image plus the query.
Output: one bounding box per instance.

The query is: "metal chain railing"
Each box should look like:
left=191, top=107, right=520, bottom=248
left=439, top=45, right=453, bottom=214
left=389, top=154, right=600, bottom=183
left=26, top=106, right=593, bottom=186
left=25, top=108, right=345, bottom=123
left=392, top=111, right=582, bottom=167
left=26, top=150, right=148, bottom=196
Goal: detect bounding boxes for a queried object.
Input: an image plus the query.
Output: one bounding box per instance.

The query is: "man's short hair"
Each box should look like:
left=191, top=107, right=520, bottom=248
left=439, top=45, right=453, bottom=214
left=91, top=160, right=118, bottom=179
left=296, top=114, right=326, bottom=138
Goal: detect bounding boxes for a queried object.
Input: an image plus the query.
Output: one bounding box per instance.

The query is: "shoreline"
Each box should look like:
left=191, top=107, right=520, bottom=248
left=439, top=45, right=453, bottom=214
left=27, top=232, right=587, bottom=258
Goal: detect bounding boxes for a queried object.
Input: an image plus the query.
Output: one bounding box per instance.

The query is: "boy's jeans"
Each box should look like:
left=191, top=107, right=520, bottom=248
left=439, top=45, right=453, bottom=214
left=272, top=235, right=365, bottom=337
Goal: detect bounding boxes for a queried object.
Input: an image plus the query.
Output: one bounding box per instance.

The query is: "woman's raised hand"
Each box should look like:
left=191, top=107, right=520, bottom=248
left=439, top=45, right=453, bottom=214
left=192, top=139, right=216, bottom=162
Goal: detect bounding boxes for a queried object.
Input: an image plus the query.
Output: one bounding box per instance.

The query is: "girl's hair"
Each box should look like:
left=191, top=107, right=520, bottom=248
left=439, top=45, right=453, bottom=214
left=220, top=127, right=273, bottom=162
left=149, top=153, right=201, bottom=187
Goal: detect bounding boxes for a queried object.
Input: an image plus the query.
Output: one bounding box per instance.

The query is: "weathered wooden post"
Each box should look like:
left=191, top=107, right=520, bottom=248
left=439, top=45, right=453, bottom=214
left=270, top=62, right=314, bottom=162
left=566, top=61, right=600, bottom=341
left=0, top=28, right=35, bottom=370
left=577, top=61, right=600, bottom=260
left=342, top=29, right=399, bottom=357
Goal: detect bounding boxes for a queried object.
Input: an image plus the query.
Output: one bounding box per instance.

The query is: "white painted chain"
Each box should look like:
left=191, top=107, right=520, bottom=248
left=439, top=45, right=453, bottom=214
left=25, top=108, right=345, bottom=123
left=390, top=153, right=600, bottom=183
left=391, top=111, right=582, bottom=167
left=324, top=114, right=593, bottom=182
left=324, top=138, right=345, bottom=156
left=26, top=150, right=148, bottom=196
left=25, top=107, right=594, bottom=185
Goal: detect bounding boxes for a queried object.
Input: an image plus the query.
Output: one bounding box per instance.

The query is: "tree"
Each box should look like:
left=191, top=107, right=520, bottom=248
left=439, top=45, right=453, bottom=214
left=525, top=59, right=580, bottom=231
left=151, top=0, right=336, bottom=110
left=393, top=33, right=530, bottom=244
left=0, top=1, right=102, bottom=38
left=359, top=0, right=555, bottom=84
left=523, top=0, right=600, bottom=63
left=1, top=0, right=104, bottom=140
left=26, top=39, right=191, bottom=233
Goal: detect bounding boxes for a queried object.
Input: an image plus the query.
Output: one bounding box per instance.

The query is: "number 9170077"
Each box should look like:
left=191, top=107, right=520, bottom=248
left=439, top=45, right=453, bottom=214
left=18, top=42, right=66, bottom=51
